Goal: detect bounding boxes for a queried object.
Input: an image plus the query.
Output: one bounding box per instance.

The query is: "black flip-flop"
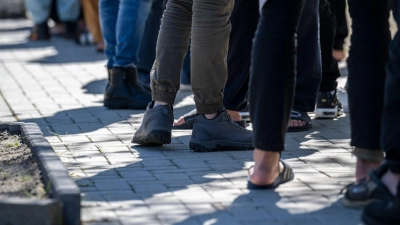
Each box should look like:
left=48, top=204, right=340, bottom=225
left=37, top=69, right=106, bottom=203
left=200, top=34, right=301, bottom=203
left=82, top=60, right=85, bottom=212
left=247, top=160, right=294, bottom=189
left=287, top=109, right=312, bottom=132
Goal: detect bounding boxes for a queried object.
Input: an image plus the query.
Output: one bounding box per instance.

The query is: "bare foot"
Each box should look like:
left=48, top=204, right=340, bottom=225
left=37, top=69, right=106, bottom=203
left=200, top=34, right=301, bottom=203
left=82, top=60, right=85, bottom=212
left=288, top=119, right=306, bottom=129
left=355, top=158, right=382, bottom=182
left=249, top=149, right=283, bottom=186
left=381, top=170, right=400, bottom=196
left=333, top=49, right=346, bottom=61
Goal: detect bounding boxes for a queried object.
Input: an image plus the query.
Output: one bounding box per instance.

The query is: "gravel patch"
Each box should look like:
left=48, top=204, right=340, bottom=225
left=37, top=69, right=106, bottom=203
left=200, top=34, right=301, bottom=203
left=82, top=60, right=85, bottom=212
left=0, top=130, right=48, bottom=199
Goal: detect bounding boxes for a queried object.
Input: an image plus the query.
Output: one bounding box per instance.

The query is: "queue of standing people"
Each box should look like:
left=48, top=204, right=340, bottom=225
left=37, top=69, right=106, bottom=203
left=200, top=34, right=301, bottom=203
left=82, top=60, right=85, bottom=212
left=25, top=0, right=400, bottom=224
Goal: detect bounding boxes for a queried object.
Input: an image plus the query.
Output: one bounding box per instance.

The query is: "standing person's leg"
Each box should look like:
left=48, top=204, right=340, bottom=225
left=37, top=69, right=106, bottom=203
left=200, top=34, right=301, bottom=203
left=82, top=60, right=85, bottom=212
left=189, top=0, right=253, bottom=152
left=173, top=0, right=259, bottom=128
left=327, top=0, right=348, bottom=61
left=248, top=0, right=304, bottom=188
left=289, top=0, right=321, bottom=132
left=100, top=0, right=153, bottom=109
left=360, top=3, right=400, bottom=223
left=137, top=0, right=167, bottom=86
left=81, top=0, right=104, bottom=51
left=223, top=0, right=259, bottom=115
left=133, top=0, right=253, bottom=150
left=347, top=0, right=390, bottom=181
left=24, top=0, right=52, bottom=40
left=99, top=0, right=119, bottom=69
left=56, top=0, right=80, bottom=39
left=132, top=0, right=193, bottom=145
left=315, top=0, right=343, bottom=119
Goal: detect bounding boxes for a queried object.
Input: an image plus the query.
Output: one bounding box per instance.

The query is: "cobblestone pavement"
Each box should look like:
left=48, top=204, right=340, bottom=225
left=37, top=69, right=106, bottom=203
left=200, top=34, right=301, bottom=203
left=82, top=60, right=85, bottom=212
left=0, top=19, right=362, bottom=225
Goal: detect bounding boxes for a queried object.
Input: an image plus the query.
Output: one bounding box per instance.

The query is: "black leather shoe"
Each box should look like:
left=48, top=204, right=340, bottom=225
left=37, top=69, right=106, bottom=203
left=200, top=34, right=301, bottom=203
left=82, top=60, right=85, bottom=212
left=29, top=22, right=50, bottom=41
left=104, top=67, right=152, bottom=109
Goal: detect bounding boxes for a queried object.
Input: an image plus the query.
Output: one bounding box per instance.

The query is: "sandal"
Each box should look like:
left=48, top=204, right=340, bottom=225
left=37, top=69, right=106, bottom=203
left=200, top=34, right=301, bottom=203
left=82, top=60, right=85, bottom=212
left=247, top=160, right=294, bottom=189
left=342, top=163, right=394, bottom=208
left=287, top=109, right=312, bottom=132
left=173, top=109, right=247, bottom=129
left=361, top=183, right=400, bottom=225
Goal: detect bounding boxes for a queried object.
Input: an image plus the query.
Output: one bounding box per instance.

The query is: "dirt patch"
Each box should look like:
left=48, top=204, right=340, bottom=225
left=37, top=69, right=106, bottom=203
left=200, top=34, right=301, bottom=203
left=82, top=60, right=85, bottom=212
left=0, top=130, right=48, bottom=199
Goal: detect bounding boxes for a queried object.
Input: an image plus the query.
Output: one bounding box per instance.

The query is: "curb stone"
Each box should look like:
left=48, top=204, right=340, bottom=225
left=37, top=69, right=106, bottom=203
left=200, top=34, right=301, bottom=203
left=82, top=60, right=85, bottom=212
left=0, top=122, right=81, bottom=225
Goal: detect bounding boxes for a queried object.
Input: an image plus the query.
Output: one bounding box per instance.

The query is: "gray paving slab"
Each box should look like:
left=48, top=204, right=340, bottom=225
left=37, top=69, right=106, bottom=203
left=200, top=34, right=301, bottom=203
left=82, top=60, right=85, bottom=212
left=0, top=19, right=369, bottom=225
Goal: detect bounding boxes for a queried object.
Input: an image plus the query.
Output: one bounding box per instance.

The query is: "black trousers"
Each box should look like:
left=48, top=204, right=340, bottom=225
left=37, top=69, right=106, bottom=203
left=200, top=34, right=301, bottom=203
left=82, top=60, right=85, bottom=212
left=249, top=0, right=305, bottom=151
left=348, top=0, right=400, bottom=173
left=328, top=0, right=348, bottom=50
left=225, top=0, right=339, bottom=113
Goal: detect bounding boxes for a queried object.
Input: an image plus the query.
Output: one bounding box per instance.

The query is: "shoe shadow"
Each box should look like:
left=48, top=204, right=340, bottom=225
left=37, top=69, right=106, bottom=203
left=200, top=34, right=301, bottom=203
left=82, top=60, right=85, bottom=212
left=82, top=79, right=108, bottom=95
left=17, top=78, right=196, bottom=136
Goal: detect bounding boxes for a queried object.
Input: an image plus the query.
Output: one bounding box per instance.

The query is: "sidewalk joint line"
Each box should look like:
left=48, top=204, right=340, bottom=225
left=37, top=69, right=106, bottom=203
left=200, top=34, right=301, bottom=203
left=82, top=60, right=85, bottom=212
left=0, top=88, right=19, bottom=121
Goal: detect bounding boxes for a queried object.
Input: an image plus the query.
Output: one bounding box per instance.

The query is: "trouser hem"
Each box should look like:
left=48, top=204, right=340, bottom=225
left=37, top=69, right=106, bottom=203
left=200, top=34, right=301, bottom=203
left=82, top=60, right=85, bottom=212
left=152, top=83, right=177, bottom=105
left=195, top=101, right=223, bottom=115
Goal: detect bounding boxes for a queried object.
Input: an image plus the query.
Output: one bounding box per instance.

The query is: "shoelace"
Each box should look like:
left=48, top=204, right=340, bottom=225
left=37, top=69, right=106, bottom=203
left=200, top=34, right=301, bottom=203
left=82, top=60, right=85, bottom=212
left=223, top=114, right=249, bottom=132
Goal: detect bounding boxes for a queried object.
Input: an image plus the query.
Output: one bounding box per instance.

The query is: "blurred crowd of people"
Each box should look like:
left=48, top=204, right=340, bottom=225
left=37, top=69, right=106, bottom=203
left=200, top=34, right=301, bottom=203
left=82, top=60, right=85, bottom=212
left=24, top=0, right=400, bottom=224
left=25, top=0, right=104, bottom=52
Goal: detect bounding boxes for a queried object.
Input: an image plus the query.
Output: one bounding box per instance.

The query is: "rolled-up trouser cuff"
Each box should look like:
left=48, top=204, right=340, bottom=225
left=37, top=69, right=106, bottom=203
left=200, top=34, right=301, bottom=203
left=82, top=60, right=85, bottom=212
left=151, top=82, right=177, bottom=105
left=352, top=147, right=384, bottom=162
left=195, top=100, right=223, bottom=115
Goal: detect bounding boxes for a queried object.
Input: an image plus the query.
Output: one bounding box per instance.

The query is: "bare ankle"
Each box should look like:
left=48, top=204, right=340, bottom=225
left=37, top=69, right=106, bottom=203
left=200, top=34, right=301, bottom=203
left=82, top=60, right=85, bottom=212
left=154, top=101, right=168, bottom=107
left=355, top=158, right=382, bottom=182
left=250, top=149, right=282, bottom=185
left=204, top=113, right=218, bottom=120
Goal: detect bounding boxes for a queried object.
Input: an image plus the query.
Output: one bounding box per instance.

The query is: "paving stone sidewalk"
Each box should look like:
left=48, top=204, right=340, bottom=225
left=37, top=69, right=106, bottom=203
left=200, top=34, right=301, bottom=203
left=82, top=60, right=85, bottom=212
left=0, top=19, right=362, bottom=225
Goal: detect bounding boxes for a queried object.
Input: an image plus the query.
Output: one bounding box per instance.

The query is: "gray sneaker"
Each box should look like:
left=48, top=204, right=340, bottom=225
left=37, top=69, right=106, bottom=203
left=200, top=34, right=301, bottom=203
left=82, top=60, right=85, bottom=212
left=131, top=102, right=174, bottom=145
left=189, top=108, right=253, bottom=152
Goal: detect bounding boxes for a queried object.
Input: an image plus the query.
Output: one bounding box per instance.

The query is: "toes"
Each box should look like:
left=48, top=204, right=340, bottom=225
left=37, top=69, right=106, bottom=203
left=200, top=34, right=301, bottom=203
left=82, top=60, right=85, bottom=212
left=288, top=120, right=306, bottom=128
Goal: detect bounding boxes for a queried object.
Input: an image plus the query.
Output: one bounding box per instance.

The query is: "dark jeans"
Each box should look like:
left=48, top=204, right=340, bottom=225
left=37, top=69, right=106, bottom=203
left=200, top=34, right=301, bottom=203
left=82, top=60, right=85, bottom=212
left=383, top=0, right=400, bottom=172
left=250, top=0, right=305, bottom=151
left=137, top=0, right=166, bottom=84
left=320, top=0, right=341, bottom=92
left=152, top=0, right=234, bottom=114
left=328, top=0, right=348, bottom=50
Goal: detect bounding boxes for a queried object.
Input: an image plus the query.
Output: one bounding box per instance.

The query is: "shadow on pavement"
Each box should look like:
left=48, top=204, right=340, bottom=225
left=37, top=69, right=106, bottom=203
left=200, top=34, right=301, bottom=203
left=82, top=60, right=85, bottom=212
left=82, top=79, right=108, bottom=95
left=0, top=36, right=106, bottom=64
left=72, top=144, right=324, bottom=224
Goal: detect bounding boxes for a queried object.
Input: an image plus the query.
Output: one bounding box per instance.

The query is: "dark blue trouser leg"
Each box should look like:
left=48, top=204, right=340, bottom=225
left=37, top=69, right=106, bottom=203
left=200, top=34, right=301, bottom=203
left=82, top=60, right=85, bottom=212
left=382, top=0, right=400, bottom=173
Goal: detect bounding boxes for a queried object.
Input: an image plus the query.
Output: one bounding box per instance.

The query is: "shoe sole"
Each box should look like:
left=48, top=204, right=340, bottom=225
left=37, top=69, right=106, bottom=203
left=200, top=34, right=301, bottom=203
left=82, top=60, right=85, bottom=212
left=315, top=106, right=343, bottom=119
left=104, top=99, right=147, bottom=110
left=362, top=213, right=386, bottom=225
left=341, top=197, right=380, bottom=209
left=189, top=140, right=253, bottom=152
left=132, top=130, right=171, bottom=146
